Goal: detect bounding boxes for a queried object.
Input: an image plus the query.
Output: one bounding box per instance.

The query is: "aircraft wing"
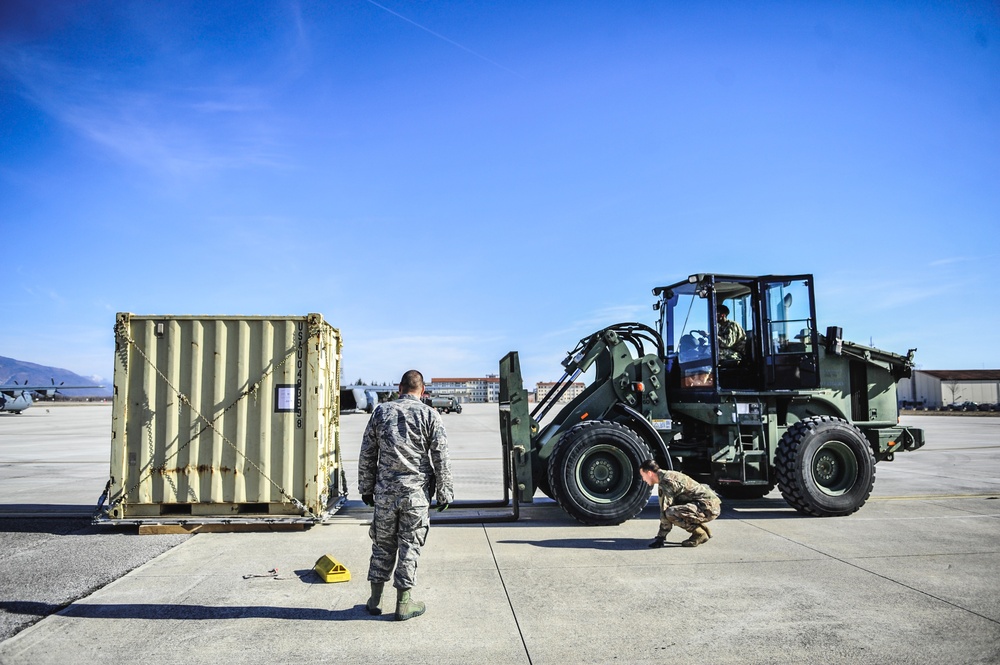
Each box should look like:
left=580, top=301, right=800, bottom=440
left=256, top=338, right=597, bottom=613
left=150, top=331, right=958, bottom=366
left=0, top=385, right=104, bottom=391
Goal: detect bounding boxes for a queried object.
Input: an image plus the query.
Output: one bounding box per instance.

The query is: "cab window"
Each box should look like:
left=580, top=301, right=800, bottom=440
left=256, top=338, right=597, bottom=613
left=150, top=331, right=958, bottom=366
left=765, top=280, right=813, bottom=354
left=762, top=278, right=819, bottom=389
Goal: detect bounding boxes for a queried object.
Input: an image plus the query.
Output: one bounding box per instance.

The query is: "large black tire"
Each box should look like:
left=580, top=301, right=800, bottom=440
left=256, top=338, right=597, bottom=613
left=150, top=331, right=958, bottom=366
left=547, top=420, right=652, bottom=526
left=775, top=416, right=875, bottom=516
left=535, top=473, right=555, bottom=500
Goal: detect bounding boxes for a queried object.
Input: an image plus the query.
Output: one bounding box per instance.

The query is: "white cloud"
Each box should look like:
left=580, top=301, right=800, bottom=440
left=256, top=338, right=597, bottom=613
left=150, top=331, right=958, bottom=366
left=2, top=48, right=289, bottom=176
left=928, top=257, right=972, bottom=267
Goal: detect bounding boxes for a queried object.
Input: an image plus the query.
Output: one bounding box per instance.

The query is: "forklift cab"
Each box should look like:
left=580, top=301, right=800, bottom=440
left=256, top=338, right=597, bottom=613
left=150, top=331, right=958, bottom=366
left=654, top=274, right=820, bottom=392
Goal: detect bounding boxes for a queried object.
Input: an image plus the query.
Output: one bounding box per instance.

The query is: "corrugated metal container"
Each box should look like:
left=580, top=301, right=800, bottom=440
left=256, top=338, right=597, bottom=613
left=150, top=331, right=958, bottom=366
left=103, top=313, right=342, bottom=521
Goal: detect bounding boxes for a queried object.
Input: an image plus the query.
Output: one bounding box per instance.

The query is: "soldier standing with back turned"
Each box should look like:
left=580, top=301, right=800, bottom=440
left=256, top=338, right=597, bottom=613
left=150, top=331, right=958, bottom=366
left=358, top=369, right=454, bottom=621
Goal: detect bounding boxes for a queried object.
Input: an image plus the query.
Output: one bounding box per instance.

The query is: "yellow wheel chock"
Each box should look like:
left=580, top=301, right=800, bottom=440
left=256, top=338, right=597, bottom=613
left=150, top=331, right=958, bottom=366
left=313, top=554, right=351, bottom=583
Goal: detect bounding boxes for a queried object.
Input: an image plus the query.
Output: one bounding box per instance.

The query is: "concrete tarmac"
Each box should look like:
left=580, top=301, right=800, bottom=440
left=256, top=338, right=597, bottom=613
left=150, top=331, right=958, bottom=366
left=1, top=404, right=999, bottom=664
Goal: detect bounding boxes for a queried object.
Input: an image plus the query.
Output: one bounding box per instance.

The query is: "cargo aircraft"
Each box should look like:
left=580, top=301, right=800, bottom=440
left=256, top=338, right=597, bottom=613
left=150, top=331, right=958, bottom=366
left=0, top=381, right=104, bottom=414
left=341, top=385, right=396, bottom=413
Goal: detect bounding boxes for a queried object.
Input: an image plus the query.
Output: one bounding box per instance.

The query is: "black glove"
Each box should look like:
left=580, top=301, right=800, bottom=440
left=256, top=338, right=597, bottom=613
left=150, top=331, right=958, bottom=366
left=362, top=494, right=374, bottom=507
left=436, top=502, right=450, bottom=513
left=648, top=536, right=665, bottom=549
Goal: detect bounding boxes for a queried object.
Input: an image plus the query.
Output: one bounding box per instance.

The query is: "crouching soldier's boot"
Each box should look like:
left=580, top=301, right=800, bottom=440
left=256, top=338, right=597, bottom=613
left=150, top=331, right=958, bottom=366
left=395, top=588, right=426, bottom=621
left=366, top=582, right=384, bottom=615
left=681, top=525, right=711, bottom=547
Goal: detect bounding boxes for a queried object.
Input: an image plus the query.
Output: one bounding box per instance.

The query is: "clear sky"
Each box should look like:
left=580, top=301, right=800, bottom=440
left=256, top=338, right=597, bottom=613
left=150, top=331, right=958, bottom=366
left=1, top=0, right=998, bottom=387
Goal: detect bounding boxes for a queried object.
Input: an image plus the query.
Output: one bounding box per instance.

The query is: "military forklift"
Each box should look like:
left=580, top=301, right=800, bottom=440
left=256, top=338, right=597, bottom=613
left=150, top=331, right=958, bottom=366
left=498, top=273, right=925, bottom=525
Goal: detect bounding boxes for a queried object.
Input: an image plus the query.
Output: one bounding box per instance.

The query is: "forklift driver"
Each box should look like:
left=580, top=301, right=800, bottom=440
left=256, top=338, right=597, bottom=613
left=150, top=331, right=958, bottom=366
left=716, top=304, right=746, bottom=362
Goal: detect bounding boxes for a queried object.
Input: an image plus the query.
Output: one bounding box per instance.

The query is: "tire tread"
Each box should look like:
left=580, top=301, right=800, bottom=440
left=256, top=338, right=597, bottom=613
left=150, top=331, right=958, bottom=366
left=547, top=420, right=651, bottom=526
left=775, top=415, right=875, bottom=517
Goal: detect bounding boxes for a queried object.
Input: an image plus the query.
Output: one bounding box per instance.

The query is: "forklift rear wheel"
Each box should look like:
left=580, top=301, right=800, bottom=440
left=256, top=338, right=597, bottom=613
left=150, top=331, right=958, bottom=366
left=547, top=420, right=652, bottom=526
left=775, top=416, right=875, bottom=516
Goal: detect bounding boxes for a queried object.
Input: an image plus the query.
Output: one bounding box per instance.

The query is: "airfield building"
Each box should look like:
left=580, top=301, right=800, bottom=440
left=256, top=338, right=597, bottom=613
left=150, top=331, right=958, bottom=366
left=428, top=376, right=500, bottom=403
left=536, top=381, right=586, bottom=404
left=898, top=369, right=1000, bottom=408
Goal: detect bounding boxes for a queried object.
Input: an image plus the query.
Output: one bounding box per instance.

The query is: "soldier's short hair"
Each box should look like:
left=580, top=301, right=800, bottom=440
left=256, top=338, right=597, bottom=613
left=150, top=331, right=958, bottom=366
left=717, top=304, right=730, bottom=316
left=640, top=459, right=660, bottom=473
left=399, top=370, right=425, bottom=393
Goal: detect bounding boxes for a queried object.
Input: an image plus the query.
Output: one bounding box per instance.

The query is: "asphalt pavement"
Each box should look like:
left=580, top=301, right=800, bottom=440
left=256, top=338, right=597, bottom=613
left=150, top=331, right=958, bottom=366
left=1, top=404, right=999, bottom=664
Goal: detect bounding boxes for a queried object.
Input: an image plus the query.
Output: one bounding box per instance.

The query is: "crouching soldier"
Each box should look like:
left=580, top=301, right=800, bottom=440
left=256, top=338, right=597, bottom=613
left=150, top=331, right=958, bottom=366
left=639, top=459, right=721, bottom=548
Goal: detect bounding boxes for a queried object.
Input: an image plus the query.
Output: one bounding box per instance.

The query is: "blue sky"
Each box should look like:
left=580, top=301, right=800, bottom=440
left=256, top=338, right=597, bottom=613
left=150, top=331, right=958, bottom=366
left=1, top=0, right=998, bottom=387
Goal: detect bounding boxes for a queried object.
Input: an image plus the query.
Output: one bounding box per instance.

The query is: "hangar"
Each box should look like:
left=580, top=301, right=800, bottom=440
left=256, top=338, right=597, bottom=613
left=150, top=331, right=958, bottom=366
left=897, top=369, right=1000, bottom=409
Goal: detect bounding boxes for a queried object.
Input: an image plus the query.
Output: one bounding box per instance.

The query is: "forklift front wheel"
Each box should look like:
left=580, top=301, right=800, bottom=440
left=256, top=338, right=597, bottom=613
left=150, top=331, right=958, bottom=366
left=547, top=420, right=652, bottom=526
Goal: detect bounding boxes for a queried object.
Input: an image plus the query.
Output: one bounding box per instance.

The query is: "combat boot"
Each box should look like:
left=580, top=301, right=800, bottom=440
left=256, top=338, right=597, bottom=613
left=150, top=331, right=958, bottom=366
left=366, top=582, right=384, bottom=615
left=394, top=588, right=426, bottom=621
left=681, top=526, right=711, bottom=547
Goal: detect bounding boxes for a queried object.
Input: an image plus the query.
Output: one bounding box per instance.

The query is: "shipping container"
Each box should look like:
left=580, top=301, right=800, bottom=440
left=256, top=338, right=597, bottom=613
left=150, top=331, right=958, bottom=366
left=100, top=313, right=343, bottom=521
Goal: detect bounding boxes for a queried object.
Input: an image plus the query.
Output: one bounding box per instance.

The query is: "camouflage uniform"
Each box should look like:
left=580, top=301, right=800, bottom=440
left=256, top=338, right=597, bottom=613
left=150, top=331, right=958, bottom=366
left=655, top=470, right=721, bottom=537
left=718, top=318, right=746, bottom=361
left=358, top=394, right=453, bottom=590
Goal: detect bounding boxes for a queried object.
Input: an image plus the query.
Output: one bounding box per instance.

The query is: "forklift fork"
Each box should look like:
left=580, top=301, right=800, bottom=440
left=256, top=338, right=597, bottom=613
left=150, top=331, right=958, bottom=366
left=429, top=425, right=520, bottom=524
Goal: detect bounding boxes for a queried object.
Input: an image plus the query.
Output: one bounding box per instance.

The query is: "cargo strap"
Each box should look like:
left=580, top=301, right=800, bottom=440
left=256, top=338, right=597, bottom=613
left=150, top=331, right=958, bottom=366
left=108, top=319, right=324, bottom=519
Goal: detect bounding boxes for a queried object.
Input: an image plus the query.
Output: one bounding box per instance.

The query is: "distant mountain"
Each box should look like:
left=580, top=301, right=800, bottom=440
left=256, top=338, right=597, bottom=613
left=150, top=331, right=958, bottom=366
left=0, top=356, right=112, bottom=397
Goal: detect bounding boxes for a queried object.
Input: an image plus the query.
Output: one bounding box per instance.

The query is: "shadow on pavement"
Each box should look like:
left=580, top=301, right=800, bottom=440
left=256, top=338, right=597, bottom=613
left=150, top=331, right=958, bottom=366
left=349, top=496, right=811, bottom=529
left=0, top=601, right=68, bottom=617
left=496, top=537, right=674, bottom=549
left=0, top=504, right=95, bottom=515
left=292, top=569, right=328, bottom=584
left=721, top=498, right=823, bottom=519
left=56, top=603, right=372, bottom=621
left=0, top=515, right=95, bottom=535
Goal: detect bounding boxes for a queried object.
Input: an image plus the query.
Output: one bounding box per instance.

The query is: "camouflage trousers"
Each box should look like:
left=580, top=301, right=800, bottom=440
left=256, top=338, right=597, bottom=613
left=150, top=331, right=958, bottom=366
left=367, top=492, right=430, bottom=590
left=657, top=497, right=721, bottom=538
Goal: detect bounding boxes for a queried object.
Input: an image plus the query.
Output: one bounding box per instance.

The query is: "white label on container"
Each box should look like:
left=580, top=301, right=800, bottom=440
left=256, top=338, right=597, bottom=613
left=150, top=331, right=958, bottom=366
left=277, top=385, right=295, bottom=412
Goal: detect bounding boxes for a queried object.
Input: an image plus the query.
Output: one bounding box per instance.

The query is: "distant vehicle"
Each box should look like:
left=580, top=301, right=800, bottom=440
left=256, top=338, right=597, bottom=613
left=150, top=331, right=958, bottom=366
left=424, top=394, right=462, bottom=414
left=0, top=381, right=104, bottom=414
